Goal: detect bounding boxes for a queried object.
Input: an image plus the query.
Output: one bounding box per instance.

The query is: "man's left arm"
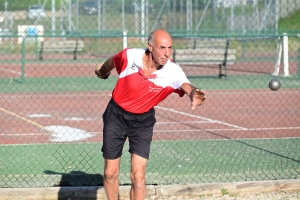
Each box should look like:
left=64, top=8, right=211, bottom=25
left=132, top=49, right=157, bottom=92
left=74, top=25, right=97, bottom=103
left=181, top=83, right=206, bottom=110
left=95, top=56, right=115, bottom=79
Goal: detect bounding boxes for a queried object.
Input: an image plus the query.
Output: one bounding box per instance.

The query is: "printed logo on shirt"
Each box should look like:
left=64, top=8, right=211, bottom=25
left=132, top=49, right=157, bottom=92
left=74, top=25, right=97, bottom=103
left=130, top=63, right=139, bottom=71
left=146, top=74, right=157, bottom=79
left=148, top=86, right=161, bottom=92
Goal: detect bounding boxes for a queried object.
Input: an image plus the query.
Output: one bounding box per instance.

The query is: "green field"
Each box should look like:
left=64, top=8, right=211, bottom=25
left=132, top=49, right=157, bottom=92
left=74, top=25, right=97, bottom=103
left=0, top=74, right=299, bottom=94
left=1, top=138, right=300, bottom=187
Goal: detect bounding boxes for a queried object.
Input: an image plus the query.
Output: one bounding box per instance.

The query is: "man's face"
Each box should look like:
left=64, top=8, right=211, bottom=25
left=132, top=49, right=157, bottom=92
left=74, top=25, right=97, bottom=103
left=148, top=32, right=173, bottom=66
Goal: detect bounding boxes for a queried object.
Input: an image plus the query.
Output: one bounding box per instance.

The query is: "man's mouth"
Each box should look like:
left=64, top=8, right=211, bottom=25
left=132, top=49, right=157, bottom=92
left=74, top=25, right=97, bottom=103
left=161, top=58, right=168, bottom=63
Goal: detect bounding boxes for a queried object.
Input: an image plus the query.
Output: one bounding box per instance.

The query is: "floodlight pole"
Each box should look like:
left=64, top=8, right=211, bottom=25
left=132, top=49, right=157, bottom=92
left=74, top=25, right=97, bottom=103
left=134, top=0, right=138, bottom=34
left=122, top=0, right=125, bottom=34
left=4, top=0, right=8, bottom=30
left=97, top=0, right=101, bottom=36
left=275, top=0, right=278, bottom=32
left=141, top=0, right=145, bottom=42
left=186, top=0, right=191, bottom=34
left=51, top=0, right=56, bottom=39
left=4, top=0, right=7, bottom=12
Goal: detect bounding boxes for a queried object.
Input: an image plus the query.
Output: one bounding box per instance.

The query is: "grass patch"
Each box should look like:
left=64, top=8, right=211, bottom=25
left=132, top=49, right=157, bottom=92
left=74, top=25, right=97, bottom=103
left=1, top=75, right=299, bottom=94
left=1, top=138, right=299, bottom=186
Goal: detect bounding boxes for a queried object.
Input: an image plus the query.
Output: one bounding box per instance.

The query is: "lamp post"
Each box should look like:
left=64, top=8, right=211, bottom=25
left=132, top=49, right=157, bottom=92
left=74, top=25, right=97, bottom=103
left=4, top=0, right=8, bottom=30
left=51, top=0, right=56, bottom=39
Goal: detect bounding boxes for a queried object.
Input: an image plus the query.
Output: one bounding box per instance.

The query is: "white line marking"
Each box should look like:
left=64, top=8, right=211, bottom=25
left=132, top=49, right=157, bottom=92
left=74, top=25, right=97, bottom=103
left=28, top=114, right=51, bottom=117
left=64, top=117, right=93, bottom=121
left=155, top=106, right=248, bottom=130
left=0, top=107, right=45, bottom=129
left=1, top=126, right=300, bottom=136
left=0, top=67, right=25, bottom=76
left=245, top=127, right=300, bottom=130
left=153, top=126, right=300, bottom=132
left=156, top=121, right=213, bottom=124
left=46, top=126, right=93, bottom=142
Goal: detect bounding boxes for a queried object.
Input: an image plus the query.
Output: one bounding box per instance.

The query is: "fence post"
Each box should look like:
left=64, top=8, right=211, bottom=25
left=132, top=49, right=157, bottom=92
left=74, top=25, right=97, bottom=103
left=283, top=33, right=289, bottom=77
left=35, top=36, right=39, bottom=61
left=298, top=48, right=300, bottom=80
left=21, top=36, right=25, bottom=83
left=123, top=30, right=127, bottom=49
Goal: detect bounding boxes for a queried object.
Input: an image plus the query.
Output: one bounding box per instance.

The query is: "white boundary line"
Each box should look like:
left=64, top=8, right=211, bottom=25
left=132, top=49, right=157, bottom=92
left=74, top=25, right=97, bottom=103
left=1, top=126, right=299, bottom=137
left=156, top=121, right=213, bottom=124
left=0, top=67, right=25, bottom=76
left=155, top=106, right=248, bottom=130
left=154, top=127, right=300, bottom=132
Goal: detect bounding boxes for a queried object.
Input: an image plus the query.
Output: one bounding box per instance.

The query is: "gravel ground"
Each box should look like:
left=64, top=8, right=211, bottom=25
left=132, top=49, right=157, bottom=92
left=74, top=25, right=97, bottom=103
left=146, top=191, right=300, bottom=200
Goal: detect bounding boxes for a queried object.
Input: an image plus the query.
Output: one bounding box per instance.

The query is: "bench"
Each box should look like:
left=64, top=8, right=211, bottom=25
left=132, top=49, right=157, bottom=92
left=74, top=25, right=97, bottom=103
left=38, top=40, right=84, bottom=60
left=172, top=39, right=236, bottom=78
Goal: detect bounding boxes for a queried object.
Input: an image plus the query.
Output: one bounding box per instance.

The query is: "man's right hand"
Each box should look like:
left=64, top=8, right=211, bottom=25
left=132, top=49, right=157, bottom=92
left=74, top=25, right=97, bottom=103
left=95, top=64, right=110, bottom=79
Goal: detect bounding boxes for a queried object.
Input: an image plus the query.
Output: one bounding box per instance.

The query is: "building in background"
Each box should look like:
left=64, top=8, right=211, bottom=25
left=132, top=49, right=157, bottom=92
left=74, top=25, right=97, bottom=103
left=216, top=0, right=257, bottom=8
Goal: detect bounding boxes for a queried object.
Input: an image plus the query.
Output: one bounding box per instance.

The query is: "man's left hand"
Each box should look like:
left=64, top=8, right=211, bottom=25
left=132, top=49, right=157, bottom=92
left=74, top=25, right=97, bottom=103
left=190, top=88, right=206, bottom=110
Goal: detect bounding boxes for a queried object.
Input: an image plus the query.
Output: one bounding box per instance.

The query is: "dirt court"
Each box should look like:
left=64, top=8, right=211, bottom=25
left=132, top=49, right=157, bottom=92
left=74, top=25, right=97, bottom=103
left=0, top=88, right=299, bottom=145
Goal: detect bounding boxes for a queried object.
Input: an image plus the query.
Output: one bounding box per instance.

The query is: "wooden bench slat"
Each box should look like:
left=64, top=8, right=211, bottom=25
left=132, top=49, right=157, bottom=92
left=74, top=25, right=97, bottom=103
left=172, top=54, right=236, bottom=60
left=174, top=48, right=236, bottom=55
left=40, top=40, right=84, bottom=51
left=38, top=40, right=84, bottom=60
left=174, top=61, right=235, bottom=65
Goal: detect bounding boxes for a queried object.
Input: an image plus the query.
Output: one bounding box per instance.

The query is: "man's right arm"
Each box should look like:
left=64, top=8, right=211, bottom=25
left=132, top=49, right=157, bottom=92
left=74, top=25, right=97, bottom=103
left=95, top=56, right=115, bottom=79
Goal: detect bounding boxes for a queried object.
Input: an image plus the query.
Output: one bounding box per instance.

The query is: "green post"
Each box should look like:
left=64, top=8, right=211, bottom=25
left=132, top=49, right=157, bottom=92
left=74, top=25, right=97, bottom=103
left=35, top=36, right=39, bottom=61
left=21, top=37, right=25, bottom=83
left=242, top=38, right=245, bottom=58
left=298, top=48, right=300, bottom=80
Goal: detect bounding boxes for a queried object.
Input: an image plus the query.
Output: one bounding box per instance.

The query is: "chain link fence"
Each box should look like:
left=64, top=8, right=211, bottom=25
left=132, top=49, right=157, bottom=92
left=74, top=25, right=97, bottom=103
left=0, top=0, right=299, bottom=188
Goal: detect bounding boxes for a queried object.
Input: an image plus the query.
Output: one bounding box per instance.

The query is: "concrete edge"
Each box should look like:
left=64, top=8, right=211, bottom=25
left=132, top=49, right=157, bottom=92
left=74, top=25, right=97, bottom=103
left=0, top=179, right=299, bottom=199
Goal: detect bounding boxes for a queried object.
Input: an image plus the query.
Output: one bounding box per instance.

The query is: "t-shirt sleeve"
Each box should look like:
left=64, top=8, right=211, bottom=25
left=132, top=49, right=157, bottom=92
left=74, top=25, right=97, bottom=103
left=173, top=67, right=190, bottom=97
left=113, top=48, right=128, bottom=74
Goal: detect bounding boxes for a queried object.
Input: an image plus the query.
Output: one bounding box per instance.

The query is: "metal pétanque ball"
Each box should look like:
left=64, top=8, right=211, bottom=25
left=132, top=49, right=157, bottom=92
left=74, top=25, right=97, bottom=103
left=269, top=79, right=281, bottom=91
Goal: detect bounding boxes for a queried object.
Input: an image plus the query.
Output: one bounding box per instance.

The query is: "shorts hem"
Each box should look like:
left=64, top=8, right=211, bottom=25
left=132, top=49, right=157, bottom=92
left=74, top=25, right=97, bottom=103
left=130, top=150, right=149, bottom=160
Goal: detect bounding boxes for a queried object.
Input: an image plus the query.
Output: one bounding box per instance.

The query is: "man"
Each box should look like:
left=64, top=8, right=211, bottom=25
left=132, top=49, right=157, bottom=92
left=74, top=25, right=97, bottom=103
left=95, top=29, right=206, bottom=200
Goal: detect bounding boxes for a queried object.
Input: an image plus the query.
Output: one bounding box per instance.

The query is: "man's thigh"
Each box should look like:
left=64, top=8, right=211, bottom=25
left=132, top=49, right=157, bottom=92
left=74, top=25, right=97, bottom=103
left=102, top=102, right=128, bottom=159
left=130, top=153, right=148, bottom=176
left=128, top=113, right=156, bottom=159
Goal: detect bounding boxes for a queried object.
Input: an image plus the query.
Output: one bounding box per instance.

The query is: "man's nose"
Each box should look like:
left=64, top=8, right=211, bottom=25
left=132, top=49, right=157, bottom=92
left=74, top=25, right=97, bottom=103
left=165, top=48, right=171, bottom=57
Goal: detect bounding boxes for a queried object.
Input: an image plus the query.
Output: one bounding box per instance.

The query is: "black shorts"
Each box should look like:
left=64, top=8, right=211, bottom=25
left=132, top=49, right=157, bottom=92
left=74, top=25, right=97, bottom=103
left=101, top=99, right=156, bottom=160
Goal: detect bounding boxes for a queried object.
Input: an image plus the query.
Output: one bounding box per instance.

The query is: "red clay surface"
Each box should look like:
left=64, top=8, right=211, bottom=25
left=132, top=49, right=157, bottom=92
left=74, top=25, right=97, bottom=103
left=0, top=89, right=299, bottom=145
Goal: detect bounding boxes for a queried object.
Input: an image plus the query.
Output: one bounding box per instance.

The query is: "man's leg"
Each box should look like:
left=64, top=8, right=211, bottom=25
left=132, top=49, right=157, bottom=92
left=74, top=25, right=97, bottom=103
left=104, top=157, right=121, bottom=200
left=130, top=153, right=148, bottom=200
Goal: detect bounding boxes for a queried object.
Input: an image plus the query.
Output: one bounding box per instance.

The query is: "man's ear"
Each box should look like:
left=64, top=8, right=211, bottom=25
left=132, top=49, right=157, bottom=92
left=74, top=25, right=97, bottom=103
left=147, top=42, right=152, bottom=52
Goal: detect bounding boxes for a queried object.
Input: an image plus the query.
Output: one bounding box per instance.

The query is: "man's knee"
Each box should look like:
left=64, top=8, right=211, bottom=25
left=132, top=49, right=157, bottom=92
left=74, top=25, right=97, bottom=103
left=104, top=165, right=120, bottom=181
left=130, top=170, right=146, bottom=187
left=104, top=158, right=120, bottom=181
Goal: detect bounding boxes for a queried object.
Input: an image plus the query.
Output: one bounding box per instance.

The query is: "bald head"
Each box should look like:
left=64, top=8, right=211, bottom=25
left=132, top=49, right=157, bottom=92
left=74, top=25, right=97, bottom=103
left=147, top=29, right=173, bottom=66
left=148, top=29, right=172, bottom=46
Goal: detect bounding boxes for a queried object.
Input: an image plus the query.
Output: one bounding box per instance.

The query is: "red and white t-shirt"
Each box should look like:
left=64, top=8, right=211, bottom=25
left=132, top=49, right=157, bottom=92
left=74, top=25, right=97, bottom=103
left=112, top=48, right=190, bottom=114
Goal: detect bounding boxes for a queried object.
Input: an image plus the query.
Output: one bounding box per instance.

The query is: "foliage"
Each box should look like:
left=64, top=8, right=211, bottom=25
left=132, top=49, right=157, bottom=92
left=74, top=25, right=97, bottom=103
left=0, top=0, right=62, bottom=11
left=278, top=9, right=300, bottom=31
left=221, top=188, right=229, bottom=196
left=0, top=0, right=210, bottom=12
